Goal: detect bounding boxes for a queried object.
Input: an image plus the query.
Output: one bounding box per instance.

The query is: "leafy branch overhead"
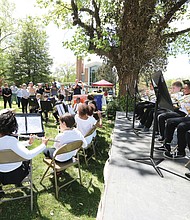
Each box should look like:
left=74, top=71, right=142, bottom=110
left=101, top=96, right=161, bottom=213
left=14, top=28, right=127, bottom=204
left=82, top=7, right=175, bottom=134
left=37, top=0, right=190, bottom=95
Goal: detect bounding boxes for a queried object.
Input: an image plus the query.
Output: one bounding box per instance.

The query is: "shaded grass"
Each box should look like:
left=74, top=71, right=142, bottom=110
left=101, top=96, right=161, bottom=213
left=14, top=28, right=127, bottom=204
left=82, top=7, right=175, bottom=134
left=0, top=101, right=114, bottom=220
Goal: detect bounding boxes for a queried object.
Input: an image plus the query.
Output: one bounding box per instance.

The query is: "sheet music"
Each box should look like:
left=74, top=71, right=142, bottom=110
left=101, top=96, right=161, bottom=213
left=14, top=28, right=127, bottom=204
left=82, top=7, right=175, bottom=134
left=27, top=116, right=43, bottom=133
left=16, top=116, right=26, bottom=134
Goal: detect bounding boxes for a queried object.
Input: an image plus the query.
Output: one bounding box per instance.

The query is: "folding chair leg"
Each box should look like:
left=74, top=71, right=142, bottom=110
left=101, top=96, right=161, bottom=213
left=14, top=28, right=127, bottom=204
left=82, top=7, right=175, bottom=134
left=30, top=163, right=33, bottom=211
left=83, top=148, right=88, bottom=166
left=54, top=169, right=59, bottom=199
left=92, top=143, right=96, bottom=158
left=185, top=160, right=190, bottom=168
left=40, top=166, right=51, bottom=184
left=77, top=155, right=82, bottom=185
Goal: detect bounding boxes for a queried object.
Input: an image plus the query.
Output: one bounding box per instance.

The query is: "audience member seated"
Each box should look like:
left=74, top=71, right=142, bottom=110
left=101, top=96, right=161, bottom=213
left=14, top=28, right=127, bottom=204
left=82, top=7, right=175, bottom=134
left=158, top=82, right=190, bottom=141
left=0, top=109, right=48, bottom=196
left=43, top=113, right=87, bottom=163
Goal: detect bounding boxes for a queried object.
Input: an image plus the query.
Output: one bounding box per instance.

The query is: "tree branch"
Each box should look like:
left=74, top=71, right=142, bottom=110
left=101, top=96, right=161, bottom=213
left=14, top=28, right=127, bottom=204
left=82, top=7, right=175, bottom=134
left=0, top=32, right=15, bottom=44
left=163, top=27, right=190, bottom=39
left=158, top=0, right=189, bottom=31
left=79, top=7, right=94, bottom=16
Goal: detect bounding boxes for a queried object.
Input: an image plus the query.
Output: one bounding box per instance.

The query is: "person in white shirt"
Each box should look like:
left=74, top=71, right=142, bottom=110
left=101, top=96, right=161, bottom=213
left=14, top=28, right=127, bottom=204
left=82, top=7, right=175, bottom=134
left=75, top=104, right=102, bottom=145
left=17, top=85, right=23, bottom=108
left=43, top=113, right=87, bottom=162
left=0, top=109, right=48, bottom=192
left=21, top=83, right=30, bottom=113
left=10, top=83, right=18, bottom=104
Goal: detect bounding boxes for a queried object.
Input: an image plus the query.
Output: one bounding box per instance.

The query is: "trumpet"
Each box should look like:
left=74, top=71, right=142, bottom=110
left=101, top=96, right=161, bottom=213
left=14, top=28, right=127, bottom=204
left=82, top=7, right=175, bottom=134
left=12, top=134, right=60, bottom=143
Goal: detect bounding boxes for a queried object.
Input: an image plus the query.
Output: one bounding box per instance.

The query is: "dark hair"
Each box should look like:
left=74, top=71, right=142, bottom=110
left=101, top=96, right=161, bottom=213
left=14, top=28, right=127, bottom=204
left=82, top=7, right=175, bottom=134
left=78, top=103, right=88, bottom=116
left=185, top=81, right=190, bottom=89
left=87, top=105, right=95, bottom=116
left=58, top=94, right=64, bottom=101
left=60, top=113, right=75, bottom=128
left=0, top=110, right=18, bottom=135
left=172, top=81, right=182, bottom=88
left=88, top=100, right=98, bottom=111
left=87, top=94, right=94, bottom=101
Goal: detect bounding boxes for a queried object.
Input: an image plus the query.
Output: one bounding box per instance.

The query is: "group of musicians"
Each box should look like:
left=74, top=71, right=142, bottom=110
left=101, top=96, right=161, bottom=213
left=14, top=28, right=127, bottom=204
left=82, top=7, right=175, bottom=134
left=135, top=80, right=190, bottom=178
left=0, top=85, right=103, bottom=196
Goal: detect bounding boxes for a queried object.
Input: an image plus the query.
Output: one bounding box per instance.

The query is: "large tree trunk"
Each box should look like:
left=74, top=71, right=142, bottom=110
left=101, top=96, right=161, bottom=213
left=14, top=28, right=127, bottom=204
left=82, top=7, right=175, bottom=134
left=115, top=62, right=139, bottom=97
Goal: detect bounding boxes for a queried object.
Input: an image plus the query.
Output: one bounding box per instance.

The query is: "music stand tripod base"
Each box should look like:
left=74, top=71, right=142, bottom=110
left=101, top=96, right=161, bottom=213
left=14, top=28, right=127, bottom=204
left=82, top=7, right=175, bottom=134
left=128, top=156, right=164, bottom=177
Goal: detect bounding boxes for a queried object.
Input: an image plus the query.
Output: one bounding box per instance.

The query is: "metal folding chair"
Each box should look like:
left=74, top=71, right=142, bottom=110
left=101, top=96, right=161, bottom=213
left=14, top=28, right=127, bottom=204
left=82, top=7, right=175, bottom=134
left=0, top=150, right=33, bottom=211
left=40, top=140, right=83, bottom=199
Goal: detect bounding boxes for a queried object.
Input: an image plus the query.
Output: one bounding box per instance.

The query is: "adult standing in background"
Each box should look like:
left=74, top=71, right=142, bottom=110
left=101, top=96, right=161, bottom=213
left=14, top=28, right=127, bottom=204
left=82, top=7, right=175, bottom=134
left=50, top=83, right=58, bottom=97
left=21, top=83, right=29, bottom=113
left=73, top=79, right=84, bottom=95
left=2, top=83, right=12, bottom=109
left=10, top=83, right=18, bottom=104
left=44, top=83, right=51, bottom=96
left=17, top=85, right=23, bottom=108
left=36, top=83, right=44, bottom=96
left=27, top=82, right=36, bottom=98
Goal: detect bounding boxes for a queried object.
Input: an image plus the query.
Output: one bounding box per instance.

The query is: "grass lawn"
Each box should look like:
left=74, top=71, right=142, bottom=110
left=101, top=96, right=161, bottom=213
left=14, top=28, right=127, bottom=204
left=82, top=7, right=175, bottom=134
left=0, top=99, right=114, bottom=220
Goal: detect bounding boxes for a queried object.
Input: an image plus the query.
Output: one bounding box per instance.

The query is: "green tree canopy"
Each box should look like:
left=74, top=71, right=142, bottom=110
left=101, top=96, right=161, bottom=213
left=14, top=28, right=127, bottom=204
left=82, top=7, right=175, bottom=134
left=7, top=17, right=53, bottom=85
left=0, top=0, right=16, bottom=81
left=37, top=0, right=190, bottom=95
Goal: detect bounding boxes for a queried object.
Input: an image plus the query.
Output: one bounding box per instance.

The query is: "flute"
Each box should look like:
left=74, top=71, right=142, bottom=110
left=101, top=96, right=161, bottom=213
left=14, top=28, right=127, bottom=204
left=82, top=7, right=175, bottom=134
left=13, top=134, right=60, bottom=143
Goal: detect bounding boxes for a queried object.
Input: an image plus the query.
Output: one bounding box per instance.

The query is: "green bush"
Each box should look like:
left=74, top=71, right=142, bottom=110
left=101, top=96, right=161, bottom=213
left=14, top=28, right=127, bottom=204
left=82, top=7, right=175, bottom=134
left=106, top=95, right=134, bottom=119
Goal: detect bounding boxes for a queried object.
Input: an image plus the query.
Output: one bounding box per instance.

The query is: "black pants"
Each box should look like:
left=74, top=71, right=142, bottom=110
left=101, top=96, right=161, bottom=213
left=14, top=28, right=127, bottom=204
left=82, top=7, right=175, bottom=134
left=3, top=97, right=12, bottom=109
left=0, top=161, right=29, bottom=185
left=53, top=111, right=59, bottom=122
left=158, top=110, right=186, bottom=138
left=17, top=97, right=22, bottom=108
left=186, top=130, right=190, bottom=150
left=21, top=98, right=28, bottom=113
left=165, top=117, right=190, bottom=154
left=140, top=107, right=166, bottom=130
left=135, top=101, right=155, bottom=119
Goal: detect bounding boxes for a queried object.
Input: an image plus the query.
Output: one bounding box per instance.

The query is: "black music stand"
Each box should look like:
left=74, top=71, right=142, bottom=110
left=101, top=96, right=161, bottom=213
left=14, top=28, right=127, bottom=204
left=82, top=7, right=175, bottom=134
left=128, top=71, right=173, bottom=177
left=28, top=98, right=39, bottom=108
left=15, top=113, right=44, bottom=137
left=40, top=101, right=53, bottom=113
left=121, top=80, right=140, bottom=136
left=118, top=85, right=132, bottom=120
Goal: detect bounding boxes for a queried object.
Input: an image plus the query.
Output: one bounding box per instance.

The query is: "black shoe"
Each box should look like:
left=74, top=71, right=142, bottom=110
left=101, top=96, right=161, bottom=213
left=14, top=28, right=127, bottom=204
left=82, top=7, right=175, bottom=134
left=15, top=183, right=23, bottom=187
left=141, top=127, right=150, bottom=133
left=0, top=187, right=5, bottom=198
left=157, top=136, right=164, bottom=142
left=164, top=151, right=186, bottom=159
left=136, top=123, right=144, bottom=129
left=185, top=173, right=190, bottom=180
left=155, top=143, right=171, bottom=152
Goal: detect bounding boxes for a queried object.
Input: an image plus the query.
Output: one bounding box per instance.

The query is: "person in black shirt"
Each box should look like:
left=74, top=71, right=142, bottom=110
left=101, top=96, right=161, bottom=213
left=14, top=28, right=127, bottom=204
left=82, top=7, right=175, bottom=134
left=73, top=79, right=84, bottom=95
left=2, top=83, right=12, bottom=109
left=36, top=83, right=44, bottom=96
